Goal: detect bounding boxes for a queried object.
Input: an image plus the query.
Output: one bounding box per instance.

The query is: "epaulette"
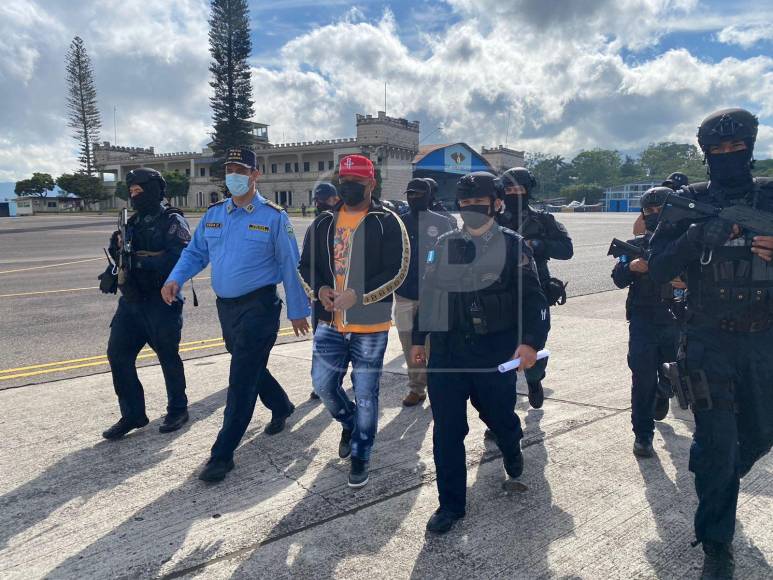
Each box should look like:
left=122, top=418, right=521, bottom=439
left=164, top=206, right=185, bottom=217
left=265, top=200, right=284, bottom=212
left=208, top=199, right=226, bottom=208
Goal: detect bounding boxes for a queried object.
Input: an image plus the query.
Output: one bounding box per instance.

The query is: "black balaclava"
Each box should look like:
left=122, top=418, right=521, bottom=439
left=130, top=179, right=163, bottom=215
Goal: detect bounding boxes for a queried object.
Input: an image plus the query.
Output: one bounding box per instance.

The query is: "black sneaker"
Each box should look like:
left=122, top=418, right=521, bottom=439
left=633, top=436, right=655, bottom=458
left=527, top=381, right=544, bottom=409
left=338, top=428, right=353, bottom=458
left=701, top=541, right=734, bottom=579
left=654, top=396, right=670, bottom=421
left=503, top=448, right=524, bottom=479
left=348, top=458, right=369, bottom=488
left=198, top=458, right=235, bottom=483
left=426, top=508, right=464, bottom=535
left=264, top=403, right=295, bottom=435
left=309, top=391, right=320, bottom=400
left=102, top=416, right=149, bottom=440
left=159, top=410, right=189, bottom=433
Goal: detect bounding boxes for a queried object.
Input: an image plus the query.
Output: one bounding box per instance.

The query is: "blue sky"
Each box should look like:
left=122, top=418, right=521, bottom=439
left=0, top=0, right=771, bottom=182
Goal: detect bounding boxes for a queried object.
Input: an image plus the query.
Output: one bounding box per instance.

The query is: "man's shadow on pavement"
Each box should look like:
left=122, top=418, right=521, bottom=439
left=409, top=407, right=575, bottom=578
left=0, top=387, right=227, bottom=554
left=45, top=397, right=332, bottom=578
left=224, top=399, right=433, bottom=579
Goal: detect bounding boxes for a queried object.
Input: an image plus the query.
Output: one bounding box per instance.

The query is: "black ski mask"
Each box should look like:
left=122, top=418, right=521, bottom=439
left=339, top=181, right=366, bottom=206
left=504, top=195, right=527, bottom=217
left=644, top=213, right=660, bottom=232
left=707, top=148, right=753, bottom=185
left=407, top=194, right=429, bottom=214
left=130, top=180, right=162, bottom=215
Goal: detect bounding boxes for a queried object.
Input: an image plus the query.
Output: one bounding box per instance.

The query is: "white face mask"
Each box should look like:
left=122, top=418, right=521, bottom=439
left=226, top=173, right=251, bottom=196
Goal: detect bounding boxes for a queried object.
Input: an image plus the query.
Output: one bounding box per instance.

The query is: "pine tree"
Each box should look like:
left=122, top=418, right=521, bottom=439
left=65, top=36, right=102, bottom=176
left=208, top=0, right=255, bottom=169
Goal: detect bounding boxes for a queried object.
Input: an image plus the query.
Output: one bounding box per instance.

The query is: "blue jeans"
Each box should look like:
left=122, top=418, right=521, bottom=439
left=311, top=323, right=389, bottom=461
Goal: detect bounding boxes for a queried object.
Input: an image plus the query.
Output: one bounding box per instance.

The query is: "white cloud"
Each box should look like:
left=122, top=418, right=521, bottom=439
left=1, top=0, right=772, bottom=183
left=717, top=24, right=773, bottom=49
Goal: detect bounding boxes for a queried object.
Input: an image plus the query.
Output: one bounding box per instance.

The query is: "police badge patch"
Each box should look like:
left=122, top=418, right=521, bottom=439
left=427, top=225, right=439, bottom=237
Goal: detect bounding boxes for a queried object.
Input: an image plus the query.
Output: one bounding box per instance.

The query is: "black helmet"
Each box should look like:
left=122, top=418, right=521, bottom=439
left=456, top=171, right=499, bottom=201
left=126, top=167, right=167, bottom=197
left=639, top=186, right=672, bottom=210
left=500, top=167, right=537, bottom=196
left=697, top=108, right=758, bottom=152
left=662, top=172, right=689, bottom=190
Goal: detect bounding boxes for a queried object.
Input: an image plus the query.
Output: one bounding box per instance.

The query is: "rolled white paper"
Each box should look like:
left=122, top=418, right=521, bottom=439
left=498, top=349, right=551, bottom=373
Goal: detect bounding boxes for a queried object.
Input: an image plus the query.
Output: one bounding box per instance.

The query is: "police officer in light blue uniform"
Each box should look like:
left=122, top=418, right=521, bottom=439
left=163, top=147, right=311, bottom=483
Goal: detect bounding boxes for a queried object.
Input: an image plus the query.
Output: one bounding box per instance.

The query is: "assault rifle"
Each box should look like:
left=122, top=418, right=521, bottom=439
left=607, top=238, right=645, bottom=260
left=658, top=193, right=773, bottom=237
left=117, top=207, right=132, bottom=285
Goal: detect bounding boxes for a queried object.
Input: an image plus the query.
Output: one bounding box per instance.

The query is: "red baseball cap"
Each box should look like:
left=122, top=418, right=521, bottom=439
left=339, top=155, right=374, bottom=179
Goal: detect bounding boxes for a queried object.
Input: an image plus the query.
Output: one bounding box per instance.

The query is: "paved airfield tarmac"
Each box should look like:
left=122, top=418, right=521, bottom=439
left=0, top=211, right=637, bottom=389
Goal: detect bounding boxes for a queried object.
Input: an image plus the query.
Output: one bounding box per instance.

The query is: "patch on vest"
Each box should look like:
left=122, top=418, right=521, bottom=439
left=206, top=222, right=222, bottom=229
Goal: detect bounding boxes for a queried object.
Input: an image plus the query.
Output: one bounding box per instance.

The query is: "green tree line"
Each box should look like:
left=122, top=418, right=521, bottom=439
left=526, top=142, right=773, bottom=204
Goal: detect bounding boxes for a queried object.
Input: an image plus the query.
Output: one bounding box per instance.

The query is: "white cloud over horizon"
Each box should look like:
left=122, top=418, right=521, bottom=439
left=0, top=0, right=771, bottom=182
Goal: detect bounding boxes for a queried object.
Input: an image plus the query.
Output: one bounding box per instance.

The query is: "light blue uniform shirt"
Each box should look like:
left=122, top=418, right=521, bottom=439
left=167, top=192, right=311, bottom=320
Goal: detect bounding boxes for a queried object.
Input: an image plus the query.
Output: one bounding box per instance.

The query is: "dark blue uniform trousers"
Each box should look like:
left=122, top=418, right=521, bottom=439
left=682, top=324, right=773, bottom=544
left=428, top=348, right=523, bottom=516
left=627, top=310, right=678, bottom=439
left=210, top=287, right=293, bottom=462
left=107, top=296, right=187, bottom=421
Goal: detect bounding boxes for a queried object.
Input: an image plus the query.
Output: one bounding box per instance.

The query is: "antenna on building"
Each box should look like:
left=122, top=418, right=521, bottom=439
left=113, top=105, right=118, bottom=145
left=384, top=82, right=387, bottom=116
left=505, top=110, right=510, bottom=148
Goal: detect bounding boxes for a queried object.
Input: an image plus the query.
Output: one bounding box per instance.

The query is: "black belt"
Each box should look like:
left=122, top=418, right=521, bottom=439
left=688, top=311, right=773, bottom=333
left=216, top=284, right=277, bottom=305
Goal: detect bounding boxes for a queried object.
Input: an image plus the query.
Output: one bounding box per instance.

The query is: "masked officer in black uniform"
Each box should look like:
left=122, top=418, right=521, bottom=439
left=410, top=171, right=549, bottom=534
left=313, top=182, right=339, bottom=216
left=496, top=167, right=573, bottom=408
left=649, top=108, right=773, bottom=578
left=421, top=177, right=456, bottom=226
left=611, top=187, right=682, bottom=457
left=663, top=171, right=690, bottom=191
left=395, top=178, right=455, bottom=407
left=101, top=168, right=192, bottom=439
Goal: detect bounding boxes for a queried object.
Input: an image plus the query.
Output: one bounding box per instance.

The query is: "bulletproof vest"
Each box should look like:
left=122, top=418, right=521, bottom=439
left=689, top=181, right=773, bottom=326
left=422, top=228, right=521, bottom=336
left=626, top=236, right=675, bottom=311
left=125, top=207, right=178, bottom=296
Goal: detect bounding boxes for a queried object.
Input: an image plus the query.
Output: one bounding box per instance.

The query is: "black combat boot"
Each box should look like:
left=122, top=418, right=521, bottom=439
left=199, top=458, right=235, bottom=483
left=633, top=435, right=655, bottom=458
left=264, top=403, right=295, bottom=435
left=700, top=541, right=734, bottom=579
left=426, top=508, right=464, bottom=535
left=159, top=410, right=189, bottom=433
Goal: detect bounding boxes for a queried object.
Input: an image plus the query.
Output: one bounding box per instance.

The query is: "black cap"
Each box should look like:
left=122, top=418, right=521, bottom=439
left=697, top=108, right=758, bottom=151
left=313, top=182, right=338, bottom=200
left=406, top=178, right=431, bottom=195
left=225, top=147, right=257, bottom=170
left=456, top=171, right=499, bottom=200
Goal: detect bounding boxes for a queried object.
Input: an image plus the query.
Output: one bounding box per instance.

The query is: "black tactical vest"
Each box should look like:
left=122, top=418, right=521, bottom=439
left=126, top=208, right=181, bottom=297
left=420, top=227, right=522, bottom=336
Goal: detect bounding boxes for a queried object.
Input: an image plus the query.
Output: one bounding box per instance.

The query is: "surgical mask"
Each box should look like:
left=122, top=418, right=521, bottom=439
left=339, top=181, right=366, bottom=206
left=460, top=204, right=493, bottom=229
left=644, top=213, right=660, bottom=232
left=225, top=173, right=251, bottom=197
left=407, top=195, right=429, bottom=213
left=130, top=191, right=160, bottom=215
left=707, top=149, right=753, bottom=184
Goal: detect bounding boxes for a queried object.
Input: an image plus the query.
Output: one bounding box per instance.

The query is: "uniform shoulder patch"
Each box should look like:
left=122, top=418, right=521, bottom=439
left=208, top=199, right=226, bottom=208
left=265, top=200, right=284, bottom=212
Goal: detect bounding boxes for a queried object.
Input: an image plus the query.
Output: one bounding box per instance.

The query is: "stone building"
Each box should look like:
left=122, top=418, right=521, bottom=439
left=93, top=112, right=420, bottom=210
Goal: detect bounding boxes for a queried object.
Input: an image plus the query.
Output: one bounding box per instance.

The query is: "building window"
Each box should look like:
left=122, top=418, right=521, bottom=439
left=318, top=161, right=325, bottom=171
left=294, top=162, right=299, bottom=173
left=47, top=201, right=57, bottom=208
left=271, top=164, right=277, bottom=174
left=261, top=164, right=266, bottom=173
left=185, top=168, right=190, bottom=176
left=197, top=192, right=204, bottom=207
left=284, top=163, right=291, bottom=173
left=199, top=167, right=206, bottom=177
left=303, top=161, right=310, bottom=172
left=328, top=160, right=334, bottom=170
